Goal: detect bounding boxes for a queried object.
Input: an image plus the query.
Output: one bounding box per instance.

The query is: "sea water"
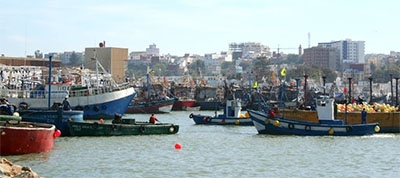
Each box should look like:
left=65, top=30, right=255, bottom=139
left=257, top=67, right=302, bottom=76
left=3, top=111, right=400, bottom=178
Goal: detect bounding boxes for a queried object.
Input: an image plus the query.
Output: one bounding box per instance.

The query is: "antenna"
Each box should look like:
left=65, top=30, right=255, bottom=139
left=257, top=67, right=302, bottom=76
left=308, top=32, right=310, bottom=48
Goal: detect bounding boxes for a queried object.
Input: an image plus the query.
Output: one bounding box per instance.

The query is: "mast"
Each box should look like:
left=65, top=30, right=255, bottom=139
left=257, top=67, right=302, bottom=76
left=48, top=56, right=52, bottom=109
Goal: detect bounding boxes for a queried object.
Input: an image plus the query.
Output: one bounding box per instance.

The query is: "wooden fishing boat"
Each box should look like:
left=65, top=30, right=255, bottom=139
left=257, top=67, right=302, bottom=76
left=171, top=79, right=198, bottom=111
left=276, top=105, right=400, bottom=133
left=248, top=97, right=380, bottom=136
left=127, top=70, right=176, bottom=114
left=68, top=118, right=179, bottom=136
left=0, top=120, right=61, bottom=155
left=126, top=97, right=176, bottom=114
left=189, top=98, right=253, bottom=126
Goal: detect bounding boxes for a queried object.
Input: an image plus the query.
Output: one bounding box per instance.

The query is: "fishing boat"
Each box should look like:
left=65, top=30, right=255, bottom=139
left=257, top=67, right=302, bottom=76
left=0, top=120, right=61, bottom=155
left=275, top=76, right=400, bottom=133
left=19, top=107, right=84, bottom=136
left=194, top=85, right=224, bottom=110
left=248, top=96, right=380, bottom=136
left=173, top=97, right=197, bottom=111
left=189, top=98, right=253, bottom=126
left=171, top=77, right=198, bottom=111
left=126, top=70, right=176, bottom=114
left=126, top=98, right=176, bottom=114
left=1, top=57, right=136, bottom=120
left=278, top=103, right=400, bottom=133
left=68, top=117, right=179, bottom=136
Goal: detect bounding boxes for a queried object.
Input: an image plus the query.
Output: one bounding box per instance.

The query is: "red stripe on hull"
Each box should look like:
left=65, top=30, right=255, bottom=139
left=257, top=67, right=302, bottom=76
left=125, top=103, right=173, bottom=114
left=0, top=124, right=56, bottom=155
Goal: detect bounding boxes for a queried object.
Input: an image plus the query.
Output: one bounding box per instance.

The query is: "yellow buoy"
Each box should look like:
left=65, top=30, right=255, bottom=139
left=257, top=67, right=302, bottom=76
left=328, top=128, right=334, bottom=135
left=273, top=120, right=280, bottom=127
left=239, top=114, right=245, bottom=118
left=374, top=125, right=380, bottom=132
left=235, top=120, right=240, bottom=125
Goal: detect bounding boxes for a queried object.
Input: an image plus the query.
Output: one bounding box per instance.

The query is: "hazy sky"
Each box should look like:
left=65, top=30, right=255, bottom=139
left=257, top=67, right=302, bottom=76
left=1, top=0, right=399, bottom=57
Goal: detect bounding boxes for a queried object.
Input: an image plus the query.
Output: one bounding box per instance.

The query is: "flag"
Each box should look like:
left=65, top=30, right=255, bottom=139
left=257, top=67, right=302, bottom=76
left=280, top=68, right=286, bottom=77
left=252, top=81, right=258, bottom=89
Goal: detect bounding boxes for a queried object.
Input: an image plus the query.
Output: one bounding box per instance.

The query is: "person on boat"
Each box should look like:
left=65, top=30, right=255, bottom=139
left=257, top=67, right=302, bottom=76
left=149, top=114, right=159, bottom=124
left=112, top=113, right=122, bottom=124
left=268, top=109, right=276, bottom=118
left=0, top=98, right=14, bottom=115
left=361, top=108, right=367, bottom=124
left=62, top=96, right=71, bottom=111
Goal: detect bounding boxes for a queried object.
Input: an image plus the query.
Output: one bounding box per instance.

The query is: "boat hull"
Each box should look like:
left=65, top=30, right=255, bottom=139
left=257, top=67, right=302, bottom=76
left=172, top=99, right=197, bottom=111
left=125, top=98, right=175, bottom=114
left=190, top=113, right=253, bottom=126
left=0, top=115, right=22, bottom=121
left=248, top=110, right=379, bottom=136
left=278, top=109, right=400, bottom=133
left=0, top=121, right=56, bottom=155
left=19, top=109, right=84, bottom=136
left=68, top=120, right=179, bottom=136
left=7, top=87, right=136, bottom=120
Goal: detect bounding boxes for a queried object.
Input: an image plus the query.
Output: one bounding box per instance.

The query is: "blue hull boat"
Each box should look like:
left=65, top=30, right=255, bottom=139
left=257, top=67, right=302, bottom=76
left=189, top=99, right=253, bottom=126
left=248, top=97, right=380, bottom=136
left=19, top=109, right=84, bottom=136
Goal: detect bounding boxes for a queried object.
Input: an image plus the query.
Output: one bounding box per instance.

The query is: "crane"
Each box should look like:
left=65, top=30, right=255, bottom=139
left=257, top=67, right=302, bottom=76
left=270, top=45, right=302, bottom=55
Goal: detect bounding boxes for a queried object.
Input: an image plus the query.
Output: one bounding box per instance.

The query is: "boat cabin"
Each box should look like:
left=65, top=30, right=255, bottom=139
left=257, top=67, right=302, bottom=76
left=315, top=96, right=343, bottom=125
left=224, top=99, right=242, bottom=117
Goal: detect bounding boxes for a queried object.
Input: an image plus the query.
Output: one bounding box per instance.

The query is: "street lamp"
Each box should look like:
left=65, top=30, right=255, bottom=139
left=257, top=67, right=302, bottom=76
left=347, top=77, right=352, bottom=103
left=395, top=77, right=399, bottom=106
left=368, top=77, right=373, bottom=104
left=322, top=76, right=326, bottom=95
left=390, top=74, right=393, bottom=106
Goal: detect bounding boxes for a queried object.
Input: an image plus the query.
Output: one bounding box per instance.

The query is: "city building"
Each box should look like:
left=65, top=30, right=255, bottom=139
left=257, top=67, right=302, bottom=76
left=84, top=45, right=128, bottom=82
left=229, top=42, right=271, bottom=60
left=204, top=51, right=232, bottom=75
left=0, top=56, right=61, bottom=67
left=146, top=43, right=160, bottom=56
left=318, top=39, right=365, bottom=64
left=303, top=46, right=341, bottom=71
left=59, top=51, right=84, bottom=65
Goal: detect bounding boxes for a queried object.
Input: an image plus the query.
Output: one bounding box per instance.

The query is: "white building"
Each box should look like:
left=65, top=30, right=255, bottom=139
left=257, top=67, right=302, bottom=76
left=204, top=51, right=232, bottom=75
left=229, top=42, right=271, bottom=59
left=146, top=43, right=160, bottom=56
left=318, top=39, right=365, bottom=64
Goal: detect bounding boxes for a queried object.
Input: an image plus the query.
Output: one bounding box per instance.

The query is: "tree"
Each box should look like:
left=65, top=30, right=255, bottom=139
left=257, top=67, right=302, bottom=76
left=189, top=60, right=206, bottom=76
left=238, top=60, right=251, bottom=71
left=252, top=57, right=270, bottom=81
left=220, top=61, right=233, bottom=76
left=286, top=54, right=303, bottom=64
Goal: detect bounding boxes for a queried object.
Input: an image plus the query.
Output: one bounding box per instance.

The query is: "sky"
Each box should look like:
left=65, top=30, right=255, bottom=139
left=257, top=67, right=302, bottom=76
left=1, top=0, right=399, bottom=57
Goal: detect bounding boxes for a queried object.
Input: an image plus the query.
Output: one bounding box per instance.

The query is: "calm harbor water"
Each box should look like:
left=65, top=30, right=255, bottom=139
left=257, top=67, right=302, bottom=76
left=3, top=111, right=400, bottom=178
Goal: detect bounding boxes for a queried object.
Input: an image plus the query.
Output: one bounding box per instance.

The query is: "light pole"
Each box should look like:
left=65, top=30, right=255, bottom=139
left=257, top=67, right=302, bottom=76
left=322, top=76, right=326, bottom=95
left=395, top=77, right=399, bottom=106
left=390, top=74, right=393, bottom=106
left=368, top=77, right=373, bottom=104
left=347, top=77, right=352, bottom=103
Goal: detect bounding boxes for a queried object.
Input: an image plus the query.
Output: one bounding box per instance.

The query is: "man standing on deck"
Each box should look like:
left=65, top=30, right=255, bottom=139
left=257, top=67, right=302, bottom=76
left=63, top=96, right=71, bottom=111
left=361, top=108, right=367, bottom=124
